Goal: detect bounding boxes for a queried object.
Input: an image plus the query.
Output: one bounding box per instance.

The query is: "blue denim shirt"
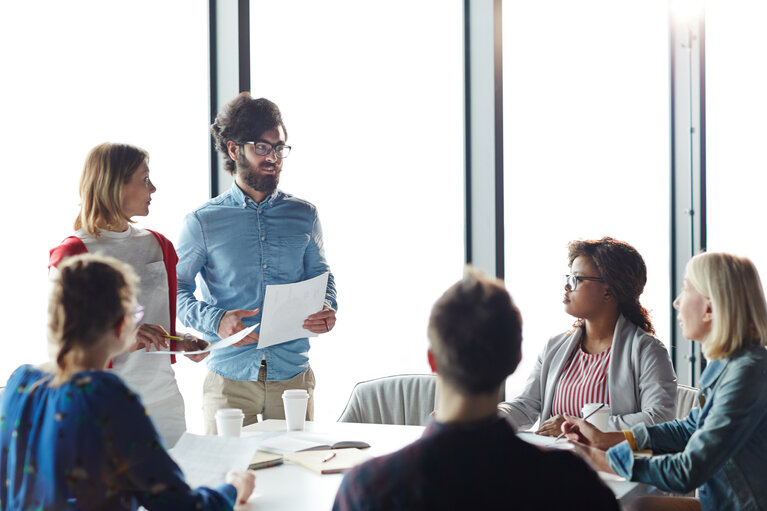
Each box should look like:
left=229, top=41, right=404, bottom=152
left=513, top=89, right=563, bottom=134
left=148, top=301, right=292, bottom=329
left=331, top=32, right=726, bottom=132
left=176, top=182, right=337, bottom=382
left=607, top=346, right=767, bottom=511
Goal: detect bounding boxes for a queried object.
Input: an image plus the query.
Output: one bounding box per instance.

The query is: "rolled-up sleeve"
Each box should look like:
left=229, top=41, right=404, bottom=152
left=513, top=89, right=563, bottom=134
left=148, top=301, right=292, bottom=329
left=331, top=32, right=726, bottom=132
left=304, top=211, right=337, bottom=311
left=606, top=440, right=635, bottom=480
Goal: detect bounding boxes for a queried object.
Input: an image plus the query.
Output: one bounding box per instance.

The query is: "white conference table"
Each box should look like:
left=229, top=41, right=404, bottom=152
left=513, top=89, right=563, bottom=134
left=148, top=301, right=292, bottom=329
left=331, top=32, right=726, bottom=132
left=234, top=420, right=654, bottom=510
left=238, top=420, right=424, bottom=510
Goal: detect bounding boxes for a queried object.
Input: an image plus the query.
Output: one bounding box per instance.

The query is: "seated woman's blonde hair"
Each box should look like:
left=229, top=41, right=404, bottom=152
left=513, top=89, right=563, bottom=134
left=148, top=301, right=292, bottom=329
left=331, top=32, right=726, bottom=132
left=686, top=252, right=767, bottom=360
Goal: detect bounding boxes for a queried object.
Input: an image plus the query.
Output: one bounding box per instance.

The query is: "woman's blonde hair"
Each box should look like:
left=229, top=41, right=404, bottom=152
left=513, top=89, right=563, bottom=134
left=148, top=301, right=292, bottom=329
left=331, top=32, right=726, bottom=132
left=48, top=254, right=138, bottom=384
left=74, top=142, right=149, bottom=236
left=686, top=252, right=767, bottom=360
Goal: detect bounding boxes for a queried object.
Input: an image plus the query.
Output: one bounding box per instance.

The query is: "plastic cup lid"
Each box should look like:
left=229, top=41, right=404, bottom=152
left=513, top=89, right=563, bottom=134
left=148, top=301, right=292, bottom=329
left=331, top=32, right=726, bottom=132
left=215, top=408, right=244, bottom=417
left=283, top=389, right=309, bottom=398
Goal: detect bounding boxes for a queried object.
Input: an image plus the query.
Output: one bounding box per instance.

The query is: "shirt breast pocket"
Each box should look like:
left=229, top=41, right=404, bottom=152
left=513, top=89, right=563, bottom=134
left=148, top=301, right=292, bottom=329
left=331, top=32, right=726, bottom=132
left=278, top=234, right=310, bottom=277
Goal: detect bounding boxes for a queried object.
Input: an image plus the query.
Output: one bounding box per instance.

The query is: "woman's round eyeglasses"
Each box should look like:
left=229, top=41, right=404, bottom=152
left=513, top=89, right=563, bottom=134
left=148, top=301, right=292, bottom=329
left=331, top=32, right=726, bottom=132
left=565, top=274, right=604, bottom=291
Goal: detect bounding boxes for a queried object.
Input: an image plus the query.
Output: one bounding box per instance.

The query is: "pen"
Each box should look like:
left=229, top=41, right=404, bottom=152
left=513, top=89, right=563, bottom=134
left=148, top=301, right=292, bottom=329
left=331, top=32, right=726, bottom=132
left=162, top=334, right=184, bottom=341
left=321, top=452, right=336, bottom=463
left=323, top=319, right=329, bottom=331
left=555, top=403, right=606, bottom=441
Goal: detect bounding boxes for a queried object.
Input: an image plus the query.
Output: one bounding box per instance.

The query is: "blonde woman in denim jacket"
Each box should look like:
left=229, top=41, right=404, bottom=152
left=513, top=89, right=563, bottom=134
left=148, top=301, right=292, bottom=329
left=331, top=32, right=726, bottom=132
left=562, top=252, right=767, bottom=511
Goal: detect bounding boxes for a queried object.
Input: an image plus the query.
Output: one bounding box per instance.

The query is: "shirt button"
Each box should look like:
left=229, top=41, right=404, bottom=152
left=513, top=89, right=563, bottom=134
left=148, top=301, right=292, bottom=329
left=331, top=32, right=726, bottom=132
left=263, top=264, right=268, bottom=269
left=261, top=236, right=265, bottom=241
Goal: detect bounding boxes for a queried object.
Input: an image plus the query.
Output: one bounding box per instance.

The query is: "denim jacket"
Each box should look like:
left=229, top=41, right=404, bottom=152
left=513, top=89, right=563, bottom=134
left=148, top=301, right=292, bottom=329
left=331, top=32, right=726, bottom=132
left=607, top=346, right=767, bottom=511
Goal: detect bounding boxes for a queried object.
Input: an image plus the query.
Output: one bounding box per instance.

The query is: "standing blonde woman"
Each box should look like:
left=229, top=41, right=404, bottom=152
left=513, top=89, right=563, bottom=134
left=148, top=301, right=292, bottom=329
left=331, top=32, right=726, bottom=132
left=49, top=142, right=206, bottom=447
left=562, top=252, right=767, bottom=511
left=0, top=254, right=255, bottom=508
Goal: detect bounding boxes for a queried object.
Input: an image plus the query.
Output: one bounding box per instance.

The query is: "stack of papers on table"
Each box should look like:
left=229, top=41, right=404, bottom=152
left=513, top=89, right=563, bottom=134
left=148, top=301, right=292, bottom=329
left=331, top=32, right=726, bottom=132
left=516, top=431, right=575, bottom=451
left=168, top=433, right=263, bottom=488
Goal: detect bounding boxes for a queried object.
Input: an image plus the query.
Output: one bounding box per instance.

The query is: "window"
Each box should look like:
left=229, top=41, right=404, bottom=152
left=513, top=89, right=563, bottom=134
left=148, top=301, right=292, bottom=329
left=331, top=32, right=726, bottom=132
left=249, top=0, right=464, bottom=422
left=0, top=0, right=209, bottom=430
left=705, top=0, right=767, bottom=285
left=502, top=1, right=672, bottom=400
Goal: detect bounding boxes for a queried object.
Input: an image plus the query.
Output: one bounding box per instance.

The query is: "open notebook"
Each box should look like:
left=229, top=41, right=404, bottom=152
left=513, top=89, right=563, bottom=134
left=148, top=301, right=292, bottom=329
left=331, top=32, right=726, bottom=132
left=257, top=432, right=370, bottom=455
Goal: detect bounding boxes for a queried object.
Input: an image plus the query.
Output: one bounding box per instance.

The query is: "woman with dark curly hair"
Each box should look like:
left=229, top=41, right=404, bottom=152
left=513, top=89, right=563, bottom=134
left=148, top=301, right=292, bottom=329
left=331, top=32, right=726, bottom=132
left=499, top=237, right=677, bottom=435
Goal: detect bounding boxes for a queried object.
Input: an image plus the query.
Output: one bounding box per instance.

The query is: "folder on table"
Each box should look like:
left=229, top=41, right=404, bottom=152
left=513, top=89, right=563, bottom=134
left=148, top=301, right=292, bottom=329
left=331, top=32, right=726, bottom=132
left=248, top=451, right=284, bottom=470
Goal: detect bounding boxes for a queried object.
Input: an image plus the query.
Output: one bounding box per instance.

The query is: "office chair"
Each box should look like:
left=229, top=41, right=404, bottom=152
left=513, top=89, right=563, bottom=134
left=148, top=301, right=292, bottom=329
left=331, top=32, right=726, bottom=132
left=337, top=374, right=438, bottom=426
left=676, top=384, right=699, bottom=419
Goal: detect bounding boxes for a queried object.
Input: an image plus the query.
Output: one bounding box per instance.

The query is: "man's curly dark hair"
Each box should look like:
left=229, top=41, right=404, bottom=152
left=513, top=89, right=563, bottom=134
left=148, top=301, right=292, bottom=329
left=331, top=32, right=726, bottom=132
left=210, top=92, right=287, bottom=175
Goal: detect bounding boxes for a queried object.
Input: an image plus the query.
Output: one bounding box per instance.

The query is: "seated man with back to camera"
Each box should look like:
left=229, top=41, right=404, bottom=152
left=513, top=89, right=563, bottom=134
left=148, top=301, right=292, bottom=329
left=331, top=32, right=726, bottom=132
left=333, top=267, right=619, bottom=510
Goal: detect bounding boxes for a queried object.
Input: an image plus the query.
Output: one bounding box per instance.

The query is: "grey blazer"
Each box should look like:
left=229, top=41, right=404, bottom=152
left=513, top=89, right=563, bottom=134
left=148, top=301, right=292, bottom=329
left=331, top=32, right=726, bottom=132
left=500, top=314, right=677, bottom=431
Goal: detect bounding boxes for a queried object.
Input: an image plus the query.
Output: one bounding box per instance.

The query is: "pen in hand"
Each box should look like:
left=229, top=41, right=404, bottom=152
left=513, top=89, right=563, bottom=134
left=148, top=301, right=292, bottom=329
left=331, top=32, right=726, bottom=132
left=555, top=403, right=606, bottom=441
left=321, top=452, right=336, bottom=463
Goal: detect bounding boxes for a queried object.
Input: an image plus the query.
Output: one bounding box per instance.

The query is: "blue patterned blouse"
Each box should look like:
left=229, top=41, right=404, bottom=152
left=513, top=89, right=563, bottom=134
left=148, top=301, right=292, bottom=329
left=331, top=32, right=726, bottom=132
left=0, top=365, right=236, bottom=510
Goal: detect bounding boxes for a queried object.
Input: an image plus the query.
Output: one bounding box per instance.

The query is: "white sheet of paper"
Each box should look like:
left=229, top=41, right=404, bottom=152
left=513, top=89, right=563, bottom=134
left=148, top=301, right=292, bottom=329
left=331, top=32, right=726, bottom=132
left=143, top=323, right=259, bottom=355
left=516, top=431, right=574, bottom=451
left=257, top=272, right=329, bottom=349
left=167, top=433, right=263, bottom=488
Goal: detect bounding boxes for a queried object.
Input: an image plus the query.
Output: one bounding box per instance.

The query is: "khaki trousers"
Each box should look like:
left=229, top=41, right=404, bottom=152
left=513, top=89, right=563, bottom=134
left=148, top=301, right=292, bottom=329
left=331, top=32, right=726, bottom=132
left=203, top=365, right=315, bottom=435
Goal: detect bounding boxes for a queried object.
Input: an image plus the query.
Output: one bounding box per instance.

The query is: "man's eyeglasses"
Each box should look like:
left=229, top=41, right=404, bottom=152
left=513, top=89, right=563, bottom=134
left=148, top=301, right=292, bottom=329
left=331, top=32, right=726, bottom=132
left=243, top=141, right=291, bottom=159
left=565, top=275, right=604, bottom=291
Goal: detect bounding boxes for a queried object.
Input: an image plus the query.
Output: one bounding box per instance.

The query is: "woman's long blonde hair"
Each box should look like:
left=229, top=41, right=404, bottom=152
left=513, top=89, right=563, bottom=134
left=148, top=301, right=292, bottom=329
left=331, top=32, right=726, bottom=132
left=74, top=142, right=149, bottom=236
left=686, top=252, right=767, bottom=360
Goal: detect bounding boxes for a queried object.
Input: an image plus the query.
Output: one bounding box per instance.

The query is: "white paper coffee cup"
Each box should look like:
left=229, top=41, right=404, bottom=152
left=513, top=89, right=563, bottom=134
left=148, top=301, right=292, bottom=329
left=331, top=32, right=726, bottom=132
left=215, top=408, right=244, bottom=437
left=582, top=403, right=610, bottom=431
left=282, top=389, right=309, bottom=431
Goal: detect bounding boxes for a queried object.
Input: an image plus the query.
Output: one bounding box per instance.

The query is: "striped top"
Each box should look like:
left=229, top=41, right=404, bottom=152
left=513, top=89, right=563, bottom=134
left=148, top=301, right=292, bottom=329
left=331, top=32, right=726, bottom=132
left=552, top=345, right=612, bottom=417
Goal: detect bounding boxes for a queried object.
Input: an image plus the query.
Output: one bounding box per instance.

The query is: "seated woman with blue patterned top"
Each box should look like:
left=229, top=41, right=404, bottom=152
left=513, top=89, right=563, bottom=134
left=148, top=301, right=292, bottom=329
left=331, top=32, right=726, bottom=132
left=561, top=251, right=767, bottom=511
left=0, top=254, right=255, bottom=510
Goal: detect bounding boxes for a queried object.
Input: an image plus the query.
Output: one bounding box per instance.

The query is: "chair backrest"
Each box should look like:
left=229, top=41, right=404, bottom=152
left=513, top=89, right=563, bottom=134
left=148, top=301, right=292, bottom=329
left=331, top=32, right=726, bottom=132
left=337, top=374, right=438, bottom=426
left=676, top=384, right=699, bottom=419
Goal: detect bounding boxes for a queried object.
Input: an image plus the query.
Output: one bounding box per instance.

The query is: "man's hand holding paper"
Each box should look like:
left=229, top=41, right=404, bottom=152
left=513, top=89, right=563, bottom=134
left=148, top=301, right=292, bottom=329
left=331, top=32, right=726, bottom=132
left=303, top=305, right=336, bottom=334
left=217, top=308, right=261, bottom=347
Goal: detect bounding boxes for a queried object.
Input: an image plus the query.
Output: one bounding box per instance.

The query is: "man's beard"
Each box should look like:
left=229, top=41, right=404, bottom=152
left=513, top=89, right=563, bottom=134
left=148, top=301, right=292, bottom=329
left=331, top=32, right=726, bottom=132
left=238, top=153, right=278, bottom=193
